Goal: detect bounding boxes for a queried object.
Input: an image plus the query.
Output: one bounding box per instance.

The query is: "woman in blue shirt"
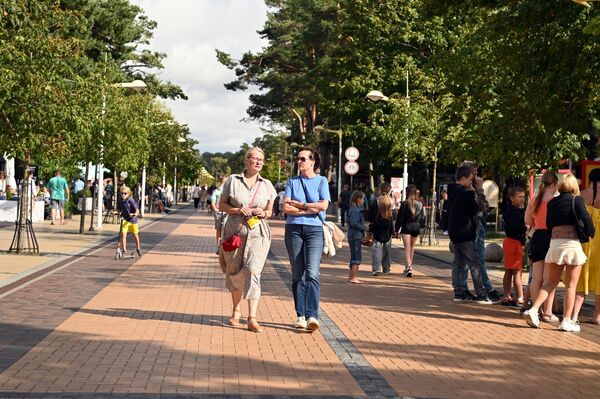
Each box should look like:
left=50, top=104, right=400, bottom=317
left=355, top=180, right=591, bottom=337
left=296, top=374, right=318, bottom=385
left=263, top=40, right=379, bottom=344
left=283, top=147, right=330, bottom=332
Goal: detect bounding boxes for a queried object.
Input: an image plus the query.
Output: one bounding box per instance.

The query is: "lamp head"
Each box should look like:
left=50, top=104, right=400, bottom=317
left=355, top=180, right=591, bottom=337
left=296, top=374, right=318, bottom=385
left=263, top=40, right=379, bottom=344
left=366, top=90, right=389, bottom=102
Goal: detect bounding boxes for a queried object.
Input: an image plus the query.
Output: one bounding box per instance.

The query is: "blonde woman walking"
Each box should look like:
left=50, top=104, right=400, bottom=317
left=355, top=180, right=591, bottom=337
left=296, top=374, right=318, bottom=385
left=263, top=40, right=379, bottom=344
left=219, top=147, right=277, bottom=333
left=523, top=174, right=595, bottom=332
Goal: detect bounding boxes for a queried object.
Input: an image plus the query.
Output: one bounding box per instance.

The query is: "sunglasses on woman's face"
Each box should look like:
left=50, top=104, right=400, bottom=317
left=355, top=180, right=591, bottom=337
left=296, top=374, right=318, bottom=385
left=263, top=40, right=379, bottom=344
left=297, top=156, right=313, bottom=163
left=121, top=192, right=129, bottom=196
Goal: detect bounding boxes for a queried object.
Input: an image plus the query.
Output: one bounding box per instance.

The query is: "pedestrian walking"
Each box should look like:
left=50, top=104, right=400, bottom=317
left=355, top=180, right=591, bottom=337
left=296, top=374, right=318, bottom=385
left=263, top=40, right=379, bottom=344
left=523, top=171, right=559, bottom=319
left=283, top=146, right=330, bottom=332
left=199, top=185, right=208, bottom=210
left=369, top=183, right=394, bottom=276
left=523, top=174, right=595, bottom=332
left=439, top=190, right=449, bottom=234
left=395, top=184, right=423, bottom=278
left=339, top=184, right=352, bottom=227
left=0, top=170, right=7, bottom=200
left=206, top=184, right=215, bottom=212
left=219, top=148, right=277, bottom=333
left=192, top=183, right=201, bottom=209
left=447, top=165, right=490, bottom=303
left=347, top=191, right=366, bottom=284
left=47, top=169, right=70, bottom=225
left=501, top=186, right=527, bottom=306
left=211, top=176, right=228, bottom=254
left=571, top=169, right=600, bottom=324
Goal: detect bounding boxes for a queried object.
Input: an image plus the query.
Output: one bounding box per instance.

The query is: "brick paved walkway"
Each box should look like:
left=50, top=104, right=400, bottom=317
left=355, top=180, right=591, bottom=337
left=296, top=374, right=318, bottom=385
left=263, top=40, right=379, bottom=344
left=0, top=207, right=599, bottom=398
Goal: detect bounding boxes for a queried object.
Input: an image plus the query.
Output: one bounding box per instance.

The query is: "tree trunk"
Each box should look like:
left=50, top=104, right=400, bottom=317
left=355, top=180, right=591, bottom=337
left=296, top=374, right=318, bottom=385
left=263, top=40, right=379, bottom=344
left=10, top=149, right=36, bottom=254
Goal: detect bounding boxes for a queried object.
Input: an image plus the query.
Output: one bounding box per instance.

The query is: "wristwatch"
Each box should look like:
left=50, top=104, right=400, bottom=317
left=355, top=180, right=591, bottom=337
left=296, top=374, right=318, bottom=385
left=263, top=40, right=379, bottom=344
left=303, top=203, right=308, bottom=210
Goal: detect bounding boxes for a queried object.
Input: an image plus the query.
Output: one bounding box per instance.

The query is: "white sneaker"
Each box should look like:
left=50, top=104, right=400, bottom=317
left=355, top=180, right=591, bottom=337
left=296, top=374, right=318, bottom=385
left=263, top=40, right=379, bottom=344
left=559, top=318, right=581, bottom=332
left=307, top=317, right=319, bottom=332
left=294, top=316, right=307, bottom=329
left=523, top=308, right=540, bottom=328
left=371, top=271, right=381, bottom=276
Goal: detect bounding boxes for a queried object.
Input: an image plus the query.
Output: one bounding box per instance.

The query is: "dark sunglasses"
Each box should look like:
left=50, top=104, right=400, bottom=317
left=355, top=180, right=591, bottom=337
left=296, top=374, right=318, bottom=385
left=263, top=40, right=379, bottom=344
left=297, top=156, right=313, bottom=163
left=120, top=192, right=129, bottom=196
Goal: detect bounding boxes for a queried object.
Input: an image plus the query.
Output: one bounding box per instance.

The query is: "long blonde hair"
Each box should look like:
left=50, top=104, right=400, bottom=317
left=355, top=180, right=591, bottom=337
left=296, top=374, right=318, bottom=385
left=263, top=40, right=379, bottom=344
left=377, top=194, right=393, bottom=220
left=533, top=171, right=558, bottom=213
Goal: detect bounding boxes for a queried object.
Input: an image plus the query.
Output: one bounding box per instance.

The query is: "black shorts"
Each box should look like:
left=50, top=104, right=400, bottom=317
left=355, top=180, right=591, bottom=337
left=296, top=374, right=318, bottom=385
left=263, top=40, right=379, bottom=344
left=400, top=222, right=420, bottom=237
left=528, top=229, right=551, bottom=263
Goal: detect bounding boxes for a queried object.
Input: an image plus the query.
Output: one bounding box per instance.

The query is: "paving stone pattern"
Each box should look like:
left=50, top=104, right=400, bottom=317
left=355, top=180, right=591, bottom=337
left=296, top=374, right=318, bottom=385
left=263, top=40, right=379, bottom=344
left=268, top=220, right=600, bottom=399
left=1, top=208, right=600, bottom=398
left=0, top=209, right=362, bottom=397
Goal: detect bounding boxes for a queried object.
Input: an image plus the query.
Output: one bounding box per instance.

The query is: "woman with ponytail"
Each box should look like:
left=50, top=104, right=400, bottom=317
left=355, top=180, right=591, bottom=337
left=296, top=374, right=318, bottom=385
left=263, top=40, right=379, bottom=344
left=571, top=168, right=600, bottom=324
left=523, top=171, right=559, bottom=321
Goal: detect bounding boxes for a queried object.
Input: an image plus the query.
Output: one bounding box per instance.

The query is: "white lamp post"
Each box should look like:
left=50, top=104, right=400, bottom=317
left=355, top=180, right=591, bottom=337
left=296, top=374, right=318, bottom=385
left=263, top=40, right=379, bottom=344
left=174, top=137, right=186, bottom=205
left=95, top=80, right=146, bottom=230
left=314, top=125, right=343, bottom=223
left=366, top=71, right=410, bottom=200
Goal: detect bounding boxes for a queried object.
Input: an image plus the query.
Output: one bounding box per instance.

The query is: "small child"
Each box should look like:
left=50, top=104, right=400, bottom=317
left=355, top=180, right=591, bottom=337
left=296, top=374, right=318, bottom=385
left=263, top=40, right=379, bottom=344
left=347, top=191, right=366, bottom=284
left=502, top=187, right=527, bottom=305
left=118, top=186, right=142, bottom=258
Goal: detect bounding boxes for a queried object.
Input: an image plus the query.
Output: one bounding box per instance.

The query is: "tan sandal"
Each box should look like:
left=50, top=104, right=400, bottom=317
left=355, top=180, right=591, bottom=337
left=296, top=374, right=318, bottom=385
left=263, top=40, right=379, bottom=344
left=247, top=317, right=263, bottom=333
left=228, top=310, right=241, bottom=327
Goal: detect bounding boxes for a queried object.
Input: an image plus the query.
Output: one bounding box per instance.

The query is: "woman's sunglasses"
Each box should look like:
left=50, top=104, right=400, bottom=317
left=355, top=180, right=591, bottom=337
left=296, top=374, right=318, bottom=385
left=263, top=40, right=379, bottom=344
left=297, top=156, right=313, bottom=163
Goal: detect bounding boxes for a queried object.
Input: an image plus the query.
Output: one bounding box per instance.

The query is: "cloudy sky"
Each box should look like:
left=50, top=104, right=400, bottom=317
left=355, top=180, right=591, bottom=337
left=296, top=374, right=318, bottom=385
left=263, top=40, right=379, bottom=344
left=129, top=0, right=268, bottom=153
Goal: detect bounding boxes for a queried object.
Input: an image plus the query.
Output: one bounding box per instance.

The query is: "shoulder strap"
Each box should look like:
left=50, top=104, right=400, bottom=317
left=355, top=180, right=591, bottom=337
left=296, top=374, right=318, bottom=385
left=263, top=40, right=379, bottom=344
left=249, top=181, right=262, bottom=207
left=299, top=177, right=326, bottom=224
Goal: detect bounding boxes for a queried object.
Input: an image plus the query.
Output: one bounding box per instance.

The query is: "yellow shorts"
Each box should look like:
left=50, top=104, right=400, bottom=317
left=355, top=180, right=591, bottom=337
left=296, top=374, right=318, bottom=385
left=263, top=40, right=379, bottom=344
left=121, top=220, right=139, bottom=234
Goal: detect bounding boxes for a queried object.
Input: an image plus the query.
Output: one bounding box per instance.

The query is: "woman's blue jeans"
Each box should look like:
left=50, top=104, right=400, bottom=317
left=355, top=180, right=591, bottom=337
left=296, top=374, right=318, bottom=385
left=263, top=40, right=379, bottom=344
left=284, top=224, right=324, bottom=320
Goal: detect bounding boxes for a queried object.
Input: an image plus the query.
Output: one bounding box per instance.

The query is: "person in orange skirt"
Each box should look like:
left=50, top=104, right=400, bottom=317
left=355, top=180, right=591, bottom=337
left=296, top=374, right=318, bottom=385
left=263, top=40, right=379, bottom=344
left=502, top=187, right=527, bottom=306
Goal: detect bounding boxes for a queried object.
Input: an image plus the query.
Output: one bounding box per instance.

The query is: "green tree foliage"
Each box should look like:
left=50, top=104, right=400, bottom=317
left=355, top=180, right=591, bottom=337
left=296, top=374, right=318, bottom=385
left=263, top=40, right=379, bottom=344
left=433, top=1, right=600, bottom=175
left=59, top=0, right=187, bottom=100
left=0, top=0, right=97, bottom=168
left=217, top=0, right=342, bottom=143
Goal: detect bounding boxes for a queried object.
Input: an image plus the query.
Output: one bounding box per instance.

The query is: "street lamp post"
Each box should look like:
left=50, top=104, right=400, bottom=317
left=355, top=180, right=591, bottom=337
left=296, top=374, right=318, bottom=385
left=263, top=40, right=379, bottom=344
left=366, top=70, right=410, bottom=200
left=314, top=126, right=343, bottom=223
left=174, top=137, right=186, bottom=205
left=93, top=79, right=146, bottom=230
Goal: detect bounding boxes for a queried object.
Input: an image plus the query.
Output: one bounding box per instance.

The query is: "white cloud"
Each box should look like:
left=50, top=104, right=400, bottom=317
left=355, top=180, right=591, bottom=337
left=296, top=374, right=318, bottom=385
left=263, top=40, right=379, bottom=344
left=130, top=0, right=268, bottom=153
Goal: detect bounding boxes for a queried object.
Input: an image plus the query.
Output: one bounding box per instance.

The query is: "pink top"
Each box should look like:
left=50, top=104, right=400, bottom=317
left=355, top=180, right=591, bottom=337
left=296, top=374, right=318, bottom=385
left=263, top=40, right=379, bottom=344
left=531, top=197, right=551, bottom=230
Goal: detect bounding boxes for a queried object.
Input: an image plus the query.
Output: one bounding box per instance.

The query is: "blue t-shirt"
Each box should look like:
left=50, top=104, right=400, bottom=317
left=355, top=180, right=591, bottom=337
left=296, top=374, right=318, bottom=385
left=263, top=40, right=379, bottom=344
left=48, top=176, right=68, bottom=201
left=121, top=197, right=139, bottom=223
left=284, top=175, right=330, bottom=226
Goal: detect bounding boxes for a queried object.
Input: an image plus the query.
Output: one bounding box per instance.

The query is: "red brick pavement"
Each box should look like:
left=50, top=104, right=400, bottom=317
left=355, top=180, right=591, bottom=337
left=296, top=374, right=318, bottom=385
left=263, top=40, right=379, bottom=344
left=1, top=208, right=600, bottom=398
left=0, top=209, right=362, bottom=396
left=268, top=219, right=600, bottom=399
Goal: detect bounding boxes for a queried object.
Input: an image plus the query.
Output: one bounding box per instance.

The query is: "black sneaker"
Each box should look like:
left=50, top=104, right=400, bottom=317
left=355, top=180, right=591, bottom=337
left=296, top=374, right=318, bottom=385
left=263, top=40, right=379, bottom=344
left=465, top=290, right=476, bottom=300
left=453, top=293, right=471, bottom=302
left=474, top=295, right=492, bottom=304
left=487, top=289, right=503, bottom=304
left=136, top=248, right=142, bottom=257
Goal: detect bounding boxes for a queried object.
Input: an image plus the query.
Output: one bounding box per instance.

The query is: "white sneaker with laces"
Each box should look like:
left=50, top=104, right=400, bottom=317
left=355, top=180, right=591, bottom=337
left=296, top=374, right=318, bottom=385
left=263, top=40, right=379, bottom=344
left=523, top=308, right=540, bottom=328
left=559, top=318, right=581, bottom=332
left=294, top=316, right=307, bottom=329
left=307, top=317, right=319, bottom=332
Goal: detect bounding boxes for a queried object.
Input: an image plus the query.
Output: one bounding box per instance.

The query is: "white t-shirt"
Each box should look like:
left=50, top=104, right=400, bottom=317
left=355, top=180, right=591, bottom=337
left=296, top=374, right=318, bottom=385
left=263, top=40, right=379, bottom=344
left=192, top=186, right=200, bottom=198
left=210, top=187, right=222, bottom=210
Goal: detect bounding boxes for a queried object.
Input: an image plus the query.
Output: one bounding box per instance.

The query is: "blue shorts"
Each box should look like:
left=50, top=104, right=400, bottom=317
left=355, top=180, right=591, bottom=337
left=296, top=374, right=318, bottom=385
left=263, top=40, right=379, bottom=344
left=349, top=238, right=362, bottom=266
